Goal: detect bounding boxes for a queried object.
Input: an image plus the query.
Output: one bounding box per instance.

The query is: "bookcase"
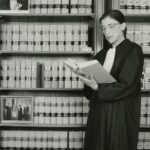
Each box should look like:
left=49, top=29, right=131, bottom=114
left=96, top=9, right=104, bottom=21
left=0, top=0, right=104, bottom=149
left=106, top=0, right=150, bottom=150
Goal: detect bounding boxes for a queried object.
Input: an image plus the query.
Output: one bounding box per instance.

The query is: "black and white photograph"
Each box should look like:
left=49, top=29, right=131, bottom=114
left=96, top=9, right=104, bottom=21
left=1, top=96, right=33, bottom=123
left=0, top=0, right=147, bottom=149
left=0, top=0, right=29, bottom=13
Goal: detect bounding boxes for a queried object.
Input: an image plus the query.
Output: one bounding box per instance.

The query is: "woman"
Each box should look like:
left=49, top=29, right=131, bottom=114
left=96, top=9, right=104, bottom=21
left=76, top=10, right=144, bottom=150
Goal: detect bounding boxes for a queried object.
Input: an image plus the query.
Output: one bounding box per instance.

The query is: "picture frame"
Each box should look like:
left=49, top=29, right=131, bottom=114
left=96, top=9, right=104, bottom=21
left=0, top=0, right=30, bottom=14
left=1, top=95, right=33, bottom=124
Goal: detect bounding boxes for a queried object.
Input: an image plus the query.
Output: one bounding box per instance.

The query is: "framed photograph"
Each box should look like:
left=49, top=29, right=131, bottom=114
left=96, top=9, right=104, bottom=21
left=0, top=0, right=30, bottom=14
left=1, top=95, right=33, bottom=124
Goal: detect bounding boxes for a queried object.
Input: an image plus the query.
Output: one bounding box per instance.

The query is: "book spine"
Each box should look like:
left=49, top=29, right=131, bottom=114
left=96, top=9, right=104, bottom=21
left=51, top=61, right=58, bottom=88
left=27, top=24, right=34, bottom=52
left=28, top=131, right=35, bottom=148
left=62, top=97, right=70, bottom=125
left=34, top=97, right=39, bottom=124
left=120, top=0, right=127, bottom=14
left=58, top=60, right=64, bottom=88
left=147, top=98, right=150, bottom=125
left=134, top=0, right=140, bottom=14
left=44, top=97, right=51, bottom=124
left=47, top=131, right=53, bottom=148
left=64, top=66, right=72, bottom=88
left=42, top=24, right=50, bottom=52
left=21, top=131, right=29, bottom=148
left=50, top=97, right=57, bottom=124
left=54, top=0, right=61, bottom=14
left=61, top=0, right=69, bottom=14
left=50, top=24, right=57, bottom=52
left=78, top=0, right=86, bottom=14
left=6, top=23, right=12, bottom=51
left=56, top=97, right=63, bottom=125
left=35, top=0, right=41, bottom=14
left=41, top=131, right=48, bottom=149
left=41, top=0, right=48, bottom=14
left=83, top=97, right=89, bottom=124
left=0, top=23, right=7, bottom=51
left=75, top=97, right=83, bottom=125
left=140, top=96, right=147, bottom=125
left=69, top=97, right=76, bottom=124
left=86, top=0, right=92, bottom=14
left=52, top=132, right=60, bottom=149
left=34, top=24, right=42, bottom=52
left=35, top=131, right=42, bottom=148
left=38, top=96, right=45, bottom=124
left=70, top=0, right=78, bottom=14
left=59, top=131, right=68, bottom=149
left=47, top=0, right=54, bottom=14
left=0, top=60, right=8, bottom=88
left=12, top=23, right=20, bottom=52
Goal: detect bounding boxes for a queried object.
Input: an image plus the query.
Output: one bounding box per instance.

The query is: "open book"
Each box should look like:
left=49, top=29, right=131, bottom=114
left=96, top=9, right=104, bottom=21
left=64, top=59, right=116, bottom=83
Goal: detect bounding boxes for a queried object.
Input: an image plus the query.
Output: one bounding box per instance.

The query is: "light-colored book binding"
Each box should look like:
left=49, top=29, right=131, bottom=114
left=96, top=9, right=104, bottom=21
left=64, top=59, right=116, bottom=83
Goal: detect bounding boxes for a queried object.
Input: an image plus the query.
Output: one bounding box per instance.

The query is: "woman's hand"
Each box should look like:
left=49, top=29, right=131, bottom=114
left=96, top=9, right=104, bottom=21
left=76, top=73, right=98, bottom=91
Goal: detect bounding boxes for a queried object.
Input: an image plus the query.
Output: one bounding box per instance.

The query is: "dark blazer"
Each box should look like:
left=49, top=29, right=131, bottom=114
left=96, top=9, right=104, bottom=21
left=83, top=39, right=144, bottom=150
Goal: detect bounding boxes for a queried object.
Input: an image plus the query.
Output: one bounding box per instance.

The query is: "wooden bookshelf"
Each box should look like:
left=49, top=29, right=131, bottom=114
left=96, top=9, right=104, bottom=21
left=0, top=88, right=83, bottom=91
left=0, top=50, right=95, bottom=56
left=0, top=124, right=86, bottom=129
left=0, top=13, right=95, bottom=17
left=0, top=0, right=104, bottom=149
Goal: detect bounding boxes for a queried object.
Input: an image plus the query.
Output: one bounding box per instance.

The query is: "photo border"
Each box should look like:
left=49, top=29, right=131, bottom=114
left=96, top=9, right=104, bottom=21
left=1, top=95, right=33, bottom=124
left=0, top=0, right=30, bottom=14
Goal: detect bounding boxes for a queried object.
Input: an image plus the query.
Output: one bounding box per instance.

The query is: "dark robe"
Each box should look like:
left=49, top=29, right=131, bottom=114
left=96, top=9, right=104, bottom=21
left=83, top=39, right=144, bottom=150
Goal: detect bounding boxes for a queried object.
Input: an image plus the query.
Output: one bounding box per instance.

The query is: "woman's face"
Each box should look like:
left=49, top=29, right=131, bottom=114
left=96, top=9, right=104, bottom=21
left=101, top=16, right=125, bottom=47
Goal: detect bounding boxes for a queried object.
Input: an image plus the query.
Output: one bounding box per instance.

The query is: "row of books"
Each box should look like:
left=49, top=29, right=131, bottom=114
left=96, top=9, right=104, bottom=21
left=119, top=0, right=150, bottom=15
left=33, top=96, right=89, bottom=125
left=140, top=96, right=150, bottom=125
left=0, top=58, right=85, bottom=89
left=142, top=59, right=150, bottom=90
left=126, top=22, right=150, bottom=53
left=0, top=22, right=90, bottom=52
left=138, top=132, right=150, bottom=150
left=42, top=59, right=85, bottom=89
left=3, top=57, right=150, bottom=90
left=0, top=59, right=41, bottom=88
left=3, top=96, right=89, bottom=125
left=0, top=130, right=85, bottom=149
left=29, top=0, right=93, bottom=14
left=1, top=130, right=150, bottom=150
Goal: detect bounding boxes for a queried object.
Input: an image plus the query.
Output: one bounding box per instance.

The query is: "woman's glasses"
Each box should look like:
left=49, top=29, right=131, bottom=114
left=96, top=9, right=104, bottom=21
left=101, top=23, right=120, bottom=33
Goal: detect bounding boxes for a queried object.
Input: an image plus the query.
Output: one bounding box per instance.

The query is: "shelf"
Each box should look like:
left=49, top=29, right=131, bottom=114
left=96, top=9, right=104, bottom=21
left=0, top=50, right=95, bottom=56
left=2, top=124, right=149, bottom=129
left=140, top=125, right=150, bottom=128
left=141, top=89, right=150, bottom=93
left=143, top=51, right=150, bottom=55
left=0, top=13, right=95, bottom=22
left=0, top=13, right=95, bottom=17
left=0, top=124, right=86, bottom=130
left=125, top=14, right=150, bottom=17
left=0, top=88, right=83, bottom=91
left=0, top=123, right=86, bottom=128
left=125, top=15, right=150, bottom=22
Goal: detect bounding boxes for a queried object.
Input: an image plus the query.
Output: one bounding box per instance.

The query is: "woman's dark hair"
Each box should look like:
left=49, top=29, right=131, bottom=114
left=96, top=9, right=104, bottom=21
left=100, top=9, right=127, bottom=38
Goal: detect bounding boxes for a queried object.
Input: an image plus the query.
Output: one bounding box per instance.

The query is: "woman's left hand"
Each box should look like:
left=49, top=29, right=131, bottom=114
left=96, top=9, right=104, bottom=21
left=77, top=73, right=98, bottom=90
